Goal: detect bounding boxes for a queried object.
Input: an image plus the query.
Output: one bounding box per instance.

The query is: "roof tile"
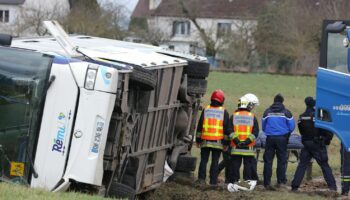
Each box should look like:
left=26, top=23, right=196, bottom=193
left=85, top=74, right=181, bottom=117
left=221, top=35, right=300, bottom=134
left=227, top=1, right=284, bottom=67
left=0, top=0, right=25, bottom=5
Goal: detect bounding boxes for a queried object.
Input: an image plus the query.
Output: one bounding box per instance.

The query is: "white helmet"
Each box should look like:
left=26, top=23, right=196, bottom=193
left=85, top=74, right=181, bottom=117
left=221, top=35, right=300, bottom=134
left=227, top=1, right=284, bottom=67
left=238, top=96, right=250, bottom=109
left=243, top=93, right=259, bottom=106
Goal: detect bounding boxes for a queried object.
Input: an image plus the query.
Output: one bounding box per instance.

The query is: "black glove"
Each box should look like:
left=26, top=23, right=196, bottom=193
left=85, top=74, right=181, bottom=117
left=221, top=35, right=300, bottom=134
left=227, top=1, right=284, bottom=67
left=240, top=138, right=252, bottom=146
left=233, top=138, right=241, bottom=146
left=237, top=142, right=245, bottom=147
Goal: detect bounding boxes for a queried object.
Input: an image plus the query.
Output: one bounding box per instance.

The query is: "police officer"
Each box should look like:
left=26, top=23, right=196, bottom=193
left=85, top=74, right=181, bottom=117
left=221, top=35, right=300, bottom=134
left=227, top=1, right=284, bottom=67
left=262, top=94, right=295, bottom=189
left=291, top=97, right=336, bottom=191
left=341, top=144, right=350, bottom=196
left=229, top=95, right=259, bottom=183
left=196, top=90, right=232, bottom=186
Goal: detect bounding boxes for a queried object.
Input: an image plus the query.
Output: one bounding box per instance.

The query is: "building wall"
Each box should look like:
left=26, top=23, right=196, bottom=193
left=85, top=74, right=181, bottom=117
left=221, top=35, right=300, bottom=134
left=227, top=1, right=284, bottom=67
left=0, top=5, right=21, bottom=34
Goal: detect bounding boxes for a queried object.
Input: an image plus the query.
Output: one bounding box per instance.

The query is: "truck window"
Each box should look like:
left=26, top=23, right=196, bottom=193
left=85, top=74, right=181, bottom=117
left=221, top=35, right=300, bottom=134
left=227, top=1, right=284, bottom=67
left=0, top=47, right=53, bottom=183
left=327, top=33, right=348, bottom=73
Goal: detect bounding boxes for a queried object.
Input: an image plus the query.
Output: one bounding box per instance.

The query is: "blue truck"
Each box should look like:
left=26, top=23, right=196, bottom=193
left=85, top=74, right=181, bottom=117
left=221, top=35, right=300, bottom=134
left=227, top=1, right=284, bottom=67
left=316, top=20, right=350, bottom=151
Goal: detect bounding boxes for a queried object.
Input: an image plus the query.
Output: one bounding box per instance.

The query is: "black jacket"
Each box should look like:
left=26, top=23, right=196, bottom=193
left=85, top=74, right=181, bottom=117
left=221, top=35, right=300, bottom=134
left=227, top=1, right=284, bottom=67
left=298, top=108, right=333, bottom=145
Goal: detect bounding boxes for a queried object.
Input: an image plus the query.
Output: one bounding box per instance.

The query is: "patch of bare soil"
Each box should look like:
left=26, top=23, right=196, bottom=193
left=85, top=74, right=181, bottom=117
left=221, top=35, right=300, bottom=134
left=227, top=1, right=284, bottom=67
left=296, top=178, right=340, bottom=199
left=148, top=175, right=344, bottom=200
left=148, top=181, right=256, bottom=200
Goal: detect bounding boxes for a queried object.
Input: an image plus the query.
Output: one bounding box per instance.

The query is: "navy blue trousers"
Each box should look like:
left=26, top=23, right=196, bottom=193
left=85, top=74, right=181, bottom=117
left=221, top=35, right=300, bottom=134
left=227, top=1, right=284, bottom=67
left=263, top=135, right=288, bottom=186
left=291, top=140, right=336, bottom=190
left=341, top=144, right=350, bottom=195
left=230, top=155, right=255, bottom=183
left=198, top=147, right=221, bottom=185
left=218, top=150, right=231, bottom=183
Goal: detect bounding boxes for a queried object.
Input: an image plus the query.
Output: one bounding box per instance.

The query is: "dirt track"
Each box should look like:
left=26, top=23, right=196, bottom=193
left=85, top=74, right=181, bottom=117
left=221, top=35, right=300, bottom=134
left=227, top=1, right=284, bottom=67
left=148, top=174, right=348, bottom=200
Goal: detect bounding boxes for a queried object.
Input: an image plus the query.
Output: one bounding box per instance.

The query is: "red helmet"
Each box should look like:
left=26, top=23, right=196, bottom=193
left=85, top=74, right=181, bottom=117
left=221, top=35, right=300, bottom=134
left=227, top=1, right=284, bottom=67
left=211, top=89, right=225, bottom=103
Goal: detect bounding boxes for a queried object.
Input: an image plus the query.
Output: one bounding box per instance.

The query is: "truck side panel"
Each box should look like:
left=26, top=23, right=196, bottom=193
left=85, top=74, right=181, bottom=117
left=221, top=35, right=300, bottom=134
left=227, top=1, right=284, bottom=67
left=315, top=68, right=350, bottom=150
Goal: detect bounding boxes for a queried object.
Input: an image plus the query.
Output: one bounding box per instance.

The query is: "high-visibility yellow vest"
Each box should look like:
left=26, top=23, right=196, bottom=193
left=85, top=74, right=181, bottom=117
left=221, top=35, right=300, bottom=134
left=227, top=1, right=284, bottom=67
left=201, top=106, right=224, bottom=141
left=231, top=111, right=256, bottom=156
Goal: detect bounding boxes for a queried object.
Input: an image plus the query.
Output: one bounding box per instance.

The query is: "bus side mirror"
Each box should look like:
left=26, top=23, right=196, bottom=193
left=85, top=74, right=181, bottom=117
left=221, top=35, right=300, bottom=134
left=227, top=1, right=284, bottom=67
left=0, top=34, right=12, bottom=46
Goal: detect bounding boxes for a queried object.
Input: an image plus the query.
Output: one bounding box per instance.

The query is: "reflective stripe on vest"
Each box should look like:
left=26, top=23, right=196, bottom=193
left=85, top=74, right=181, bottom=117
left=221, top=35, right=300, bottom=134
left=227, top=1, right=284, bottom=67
left=201, top=140, right=223, bottom=150
left=342, top=176, right=350, bottom=182
left=231, top=147, right=256, bottom=156
left=231, top=111, right=255, bottom=155
left=201, top=106, right=224, bottom=141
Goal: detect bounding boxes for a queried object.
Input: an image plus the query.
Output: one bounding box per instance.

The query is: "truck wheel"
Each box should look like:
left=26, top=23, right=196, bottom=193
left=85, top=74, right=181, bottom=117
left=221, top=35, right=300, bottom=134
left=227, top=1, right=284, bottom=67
left=108, top=181, right=136, bottom=200
left=183, top=60, right=210, bottom=79
left=130, top=65, right=157, bottom=91
left=187, top=78, right=207, bottom=96
left=175, top=155, right=197, bottom=172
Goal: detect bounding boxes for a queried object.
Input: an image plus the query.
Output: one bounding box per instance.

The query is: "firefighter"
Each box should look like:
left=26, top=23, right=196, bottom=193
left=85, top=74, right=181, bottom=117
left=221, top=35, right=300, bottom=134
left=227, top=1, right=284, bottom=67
left=262, top=94, right=295, bottom=189
left=291, top=97, right=336, bottom=191
left=229, top=95, right=259, bottom=183
left=341, top=144, right=350, bottom=196
left=243, top=93, right=260, bottom=182
left=195, top=89, right=232, bottom=186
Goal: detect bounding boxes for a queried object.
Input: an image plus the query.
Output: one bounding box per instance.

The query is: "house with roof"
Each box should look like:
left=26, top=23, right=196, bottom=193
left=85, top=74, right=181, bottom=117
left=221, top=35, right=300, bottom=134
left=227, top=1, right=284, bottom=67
left=131, top=0, right=268, bottom=58
left=0, top=0, right=70, bottom=36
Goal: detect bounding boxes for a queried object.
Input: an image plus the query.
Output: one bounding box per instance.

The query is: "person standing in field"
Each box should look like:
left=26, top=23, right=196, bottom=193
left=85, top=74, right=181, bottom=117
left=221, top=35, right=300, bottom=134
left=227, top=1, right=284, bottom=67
left=195, top=89, right=232, bottom=186
left=291, top=97, right=336, bottom=192
left=262, top=94, right=295, bottom=190
left=340, top=144, right=350, bottom=196
left=228, top=94, right=260, bottom=183
left=218, top=140, right=231, bottom=183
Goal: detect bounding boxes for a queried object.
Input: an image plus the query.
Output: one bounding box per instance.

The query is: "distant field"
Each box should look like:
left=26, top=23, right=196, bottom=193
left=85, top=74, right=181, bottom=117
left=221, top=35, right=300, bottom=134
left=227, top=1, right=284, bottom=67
left=203, top=71, right=316, bottom=120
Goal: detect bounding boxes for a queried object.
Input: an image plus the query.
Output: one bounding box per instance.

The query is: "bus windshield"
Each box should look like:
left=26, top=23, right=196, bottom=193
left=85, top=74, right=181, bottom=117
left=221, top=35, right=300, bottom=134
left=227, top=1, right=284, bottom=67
left=0, top=47, right=53, bottom=184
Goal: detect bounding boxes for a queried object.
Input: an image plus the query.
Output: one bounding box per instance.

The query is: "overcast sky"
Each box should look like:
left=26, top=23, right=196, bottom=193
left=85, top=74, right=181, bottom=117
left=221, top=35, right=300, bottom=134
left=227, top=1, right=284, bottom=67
left=99, top=0, right=139, bottom=16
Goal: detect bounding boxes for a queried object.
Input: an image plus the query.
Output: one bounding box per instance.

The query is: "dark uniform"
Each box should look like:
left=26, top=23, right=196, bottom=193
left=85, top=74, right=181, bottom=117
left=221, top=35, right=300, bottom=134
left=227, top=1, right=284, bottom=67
left=262, top=94, right=295, bottom=188
left=196, top=100, right=232, bottom=185
left=218, top=149, right=231, bottom=183
left=291, top=97, right=336, bottom=191
left=341, top=144, right=350, bottom=195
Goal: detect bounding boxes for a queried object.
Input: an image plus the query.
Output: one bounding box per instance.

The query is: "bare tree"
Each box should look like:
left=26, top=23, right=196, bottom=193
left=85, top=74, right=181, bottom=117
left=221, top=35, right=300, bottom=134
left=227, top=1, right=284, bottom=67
left=63, top=2, right=126, bottom=39
left=12, top=1, right=67, bottom=36
left=177, top=0, right=258, bottom=69
left=178, top=0, right=217, bottom=57
left=219, top=20, right=258, bottom=70
left=255, top=0, right=350, bottom=74
left=129, top=12, right=170, bottom=46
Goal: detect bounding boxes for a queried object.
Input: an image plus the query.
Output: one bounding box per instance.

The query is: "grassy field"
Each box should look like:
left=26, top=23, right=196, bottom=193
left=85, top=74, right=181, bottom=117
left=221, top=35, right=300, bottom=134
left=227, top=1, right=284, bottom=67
left=0, top=183, right=112, bottom=200
left=0, top=72, right=343, bottom=199
left=203, top=71, right=316, bottom=119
